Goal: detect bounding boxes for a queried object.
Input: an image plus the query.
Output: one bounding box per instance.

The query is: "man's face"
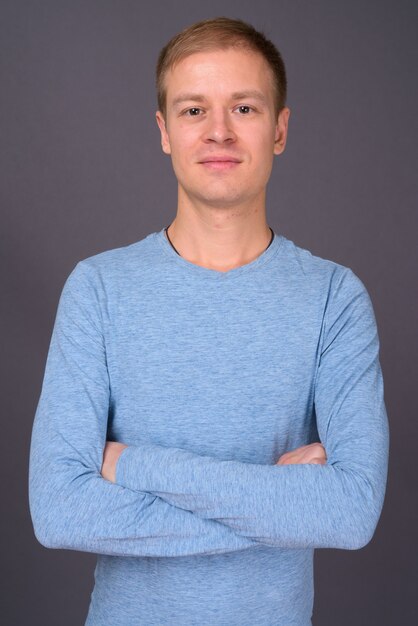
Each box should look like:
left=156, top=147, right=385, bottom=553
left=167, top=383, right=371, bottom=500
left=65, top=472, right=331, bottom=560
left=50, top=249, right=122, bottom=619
left=156, top=47, right=290, bottom=210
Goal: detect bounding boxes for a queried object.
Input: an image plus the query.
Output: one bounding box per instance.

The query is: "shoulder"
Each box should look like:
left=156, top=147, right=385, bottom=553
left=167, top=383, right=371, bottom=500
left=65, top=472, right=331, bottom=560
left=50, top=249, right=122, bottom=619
left=277, top=238, right=380, bottom=352
left=63, top=231, right=158, bottom=290
left=78, top=231, right=156, bottom=272
left=279, top=235, right=367, bottom=295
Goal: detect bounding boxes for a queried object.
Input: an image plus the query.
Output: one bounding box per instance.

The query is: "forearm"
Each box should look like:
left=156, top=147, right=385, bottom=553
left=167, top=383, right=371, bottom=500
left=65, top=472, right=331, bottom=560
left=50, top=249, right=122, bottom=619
left=29, top=417, right=259, bottom=557
left=115, top=426, right=388, bottom=550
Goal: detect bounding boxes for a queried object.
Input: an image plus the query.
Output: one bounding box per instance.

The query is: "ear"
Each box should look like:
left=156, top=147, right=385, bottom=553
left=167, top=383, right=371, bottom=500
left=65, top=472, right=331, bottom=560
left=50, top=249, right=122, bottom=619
left=273, top=107, right=290, bottom=156
left=155, top=111, right=171, bottom=155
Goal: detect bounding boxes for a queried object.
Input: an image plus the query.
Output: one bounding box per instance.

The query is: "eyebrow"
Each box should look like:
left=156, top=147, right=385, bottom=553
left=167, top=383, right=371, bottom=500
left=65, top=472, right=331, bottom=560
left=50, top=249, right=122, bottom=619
left=230, top=90, right=268, bottom=104
left=171, top=90, right=268, bottom=109
left=171, top=94, right=206, bottom=108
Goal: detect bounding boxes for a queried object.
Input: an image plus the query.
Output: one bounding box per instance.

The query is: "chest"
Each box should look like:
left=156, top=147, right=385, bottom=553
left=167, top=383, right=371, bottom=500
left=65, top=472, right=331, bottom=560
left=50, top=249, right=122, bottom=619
left=105, top=278, right=323, bottom=461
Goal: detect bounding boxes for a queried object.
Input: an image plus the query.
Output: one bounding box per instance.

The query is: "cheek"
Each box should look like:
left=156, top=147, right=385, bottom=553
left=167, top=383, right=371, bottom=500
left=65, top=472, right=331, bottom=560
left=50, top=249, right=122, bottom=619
left=247, top=137, right=275, bottom=169
left=169, top=125, right=189, bottom=149
left=241, top=125, right=275, bottom=155
left=251, top=137, right=275, bottom=181
left=170, top=135, right=197, bottom=168
left=169, top=144, right=195, bottom=181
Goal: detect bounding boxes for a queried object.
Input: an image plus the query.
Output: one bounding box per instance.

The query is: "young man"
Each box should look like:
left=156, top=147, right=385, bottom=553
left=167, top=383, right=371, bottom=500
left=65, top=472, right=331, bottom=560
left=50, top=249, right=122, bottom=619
left=29, top=17, right=389, bottom=626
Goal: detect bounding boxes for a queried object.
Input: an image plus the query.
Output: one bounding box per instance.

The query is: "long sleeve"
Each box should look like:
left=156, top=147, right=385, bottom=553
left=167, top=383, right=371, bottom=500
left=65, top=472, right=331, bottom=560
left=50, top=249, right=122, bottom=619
left=28, top=261, right=259, bottom=557
left=115, top=267, right=390, bottom=550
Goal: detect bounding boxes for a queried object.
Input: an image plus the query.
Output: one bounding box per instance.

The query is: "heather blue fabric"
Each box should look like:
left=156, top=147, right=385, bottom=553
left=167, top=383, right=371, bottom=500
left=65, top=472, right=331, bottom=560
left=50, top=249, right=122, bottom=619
left=28, top=227, right=389, bottom=625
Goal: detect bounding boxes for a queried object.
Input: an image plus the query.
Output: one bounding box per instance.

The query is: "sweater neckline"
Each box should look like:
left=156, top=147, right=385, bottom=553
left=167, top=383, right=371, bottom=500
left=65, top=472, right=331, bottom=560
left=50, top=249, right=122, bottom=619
left=154, top=226, right=283, bottom=280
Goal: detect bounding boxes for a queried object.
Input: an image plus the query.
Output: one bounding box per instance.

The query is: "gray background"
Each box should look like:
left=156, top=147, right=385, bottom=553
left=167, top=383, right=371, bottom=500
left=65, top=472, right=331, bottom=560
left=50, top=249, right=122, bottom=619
left=1, top=0, right=417, bottom=624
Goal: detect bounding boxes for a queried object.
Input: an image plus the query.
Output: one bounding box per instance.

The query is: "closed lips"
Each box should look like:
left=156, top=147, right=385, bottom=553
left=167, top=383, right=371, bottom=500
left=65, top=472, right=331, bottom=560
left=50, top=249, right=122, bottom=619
left=199, top=156, right=241, bottom=162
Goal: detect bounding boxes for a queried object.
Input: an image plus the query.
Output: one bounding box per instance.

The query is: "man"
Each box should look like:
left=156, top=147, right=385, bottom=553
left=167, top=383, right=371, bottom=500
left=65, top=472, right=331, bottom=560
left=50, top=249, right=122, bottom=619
left=28, top=17, right=389, bottom=626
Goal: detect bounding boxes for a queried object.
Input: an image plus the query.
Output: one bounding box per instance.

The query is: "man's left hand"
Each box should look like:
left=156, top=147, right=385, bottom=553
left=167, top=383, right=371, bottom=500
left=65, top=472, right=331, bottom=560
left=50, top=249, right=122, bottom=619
left=275, top=442, right=327, bottom=466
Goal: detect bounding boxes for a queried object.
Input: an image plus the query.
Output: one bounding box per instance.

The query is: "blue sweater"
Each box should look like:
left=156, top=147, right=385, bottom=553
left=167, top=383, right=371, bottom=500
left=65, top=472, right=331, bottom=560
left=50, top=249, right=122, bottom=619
left=28, top=227, right=389, bottom=625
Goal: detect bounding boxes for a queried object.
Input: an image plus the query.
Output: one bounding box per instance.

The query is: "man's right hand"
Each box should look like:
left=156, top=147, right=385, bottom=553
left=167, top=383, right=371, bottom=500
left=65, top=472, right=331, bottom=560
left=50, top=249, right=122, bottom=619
left=275, top=442, right=327, bottom=466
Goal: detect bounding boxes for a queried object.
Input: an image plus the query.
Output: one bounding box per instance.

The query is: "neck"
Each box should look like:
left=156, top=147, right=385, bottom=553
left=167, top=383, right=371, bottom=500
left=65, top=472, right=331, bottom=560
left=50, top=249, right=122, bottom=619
left=164, top=212, right=274, bottom=273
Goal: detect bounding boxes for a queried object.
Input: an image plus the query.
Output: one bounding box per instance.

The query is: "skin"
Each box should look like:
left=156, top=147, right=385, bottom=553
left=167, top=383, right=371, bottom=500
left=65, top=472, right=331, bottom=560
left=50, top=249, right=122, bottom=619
left=101, top=46, right=327, bottom=482
left=155, top=47, right=291, bottom=272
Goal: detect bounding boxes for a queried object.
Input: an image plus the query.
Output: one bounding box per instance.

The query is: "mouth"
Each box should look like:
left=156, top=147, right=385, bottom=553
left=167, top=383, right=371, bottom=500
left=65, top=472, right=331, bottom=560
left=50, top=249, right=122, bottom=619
left=198, top=157, right=242, bottom=171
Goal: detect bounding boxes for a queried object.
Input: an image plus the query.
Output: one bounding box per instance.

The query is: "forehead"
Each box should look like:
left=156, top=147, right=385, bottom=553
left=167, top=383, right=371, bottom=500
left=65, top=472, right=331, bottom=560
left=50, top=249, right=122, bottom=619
left=164, top=48, right=275, bottom=102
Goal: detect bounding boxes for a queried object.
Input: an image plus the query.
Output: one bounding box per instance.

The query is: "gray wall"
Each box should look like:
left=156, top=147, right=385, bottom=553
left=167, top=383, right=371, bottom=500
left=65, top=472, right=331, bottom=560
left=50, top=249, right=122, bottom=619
left=1, top=1, right=416, bottom=624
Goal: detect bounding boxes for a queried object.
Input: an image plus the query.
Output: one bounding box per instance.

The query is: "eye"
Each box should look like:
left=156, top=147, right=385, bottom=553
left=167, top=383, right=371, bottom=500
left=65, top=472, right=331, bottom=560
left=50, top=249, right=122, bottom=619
left=184, top=107, right=202, bottom=116
left=236, top=105, right=253, bottom=114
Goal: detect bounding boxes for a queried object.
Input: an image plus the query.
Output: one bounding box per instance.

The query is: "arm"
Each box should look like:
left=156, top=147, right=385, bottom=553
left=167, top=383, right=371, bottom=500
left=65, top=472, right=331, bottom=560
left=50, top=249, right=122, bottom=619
left=115, top=267, right=389, bottom=550
left=28, top=261, right=259, bottom=557
left=102, top=440, right=328, bottom=481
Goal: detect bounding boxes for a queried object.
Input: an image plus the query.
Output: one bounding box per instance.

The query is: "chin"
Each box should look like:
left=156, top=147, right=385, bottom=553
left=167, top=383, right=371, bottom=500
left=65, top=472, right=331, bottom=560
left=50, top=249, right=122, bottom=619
left=197, top=195, right=245, bottom=208
left=195, top=186, right=247, bottom=204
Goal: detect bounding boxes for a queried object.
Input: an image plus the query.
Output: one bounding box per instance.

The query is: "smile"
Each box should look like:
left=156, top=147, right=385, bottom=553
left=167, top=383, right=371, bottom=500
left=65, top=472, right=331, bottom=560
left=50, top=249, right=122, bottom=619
left=199, top=160, right=241, bottom=171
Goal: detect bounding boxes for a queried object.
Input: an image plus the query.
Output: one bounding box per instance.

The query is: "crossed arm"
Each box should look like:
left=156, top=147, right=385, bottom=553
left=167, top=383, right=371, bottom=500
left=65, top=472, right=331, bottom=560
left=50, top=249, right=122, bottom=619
left=98, top=267, right=388, bottom=551
left=101, top=441, right=328, bottom=483
left=29, top=261, right=389, bottom=557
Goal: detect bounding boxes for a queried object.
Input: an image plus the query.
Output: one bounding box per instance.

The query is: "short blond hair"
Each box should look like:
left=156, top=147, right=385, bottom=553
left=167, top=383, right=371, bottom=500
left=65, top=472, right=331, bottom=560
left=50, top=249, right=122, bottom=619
left=156, top=17, right=287, bottom=119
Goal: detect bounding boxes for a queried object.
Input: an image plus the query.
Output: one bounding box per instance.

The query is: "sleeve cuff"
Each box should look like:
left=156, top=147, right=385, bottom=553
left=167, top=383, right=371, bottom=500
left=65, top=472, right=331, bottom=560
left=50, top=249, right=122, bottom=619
left=115, top=442, right=170, bottom=492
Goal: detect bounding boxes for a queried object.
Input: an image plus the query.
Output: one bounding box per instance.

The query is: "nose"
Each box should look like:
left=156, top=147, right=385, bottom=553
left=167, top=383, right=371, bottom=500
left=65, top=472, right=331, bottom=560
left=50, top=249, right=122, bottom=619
left=202, top=109, right=236, bottom=144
